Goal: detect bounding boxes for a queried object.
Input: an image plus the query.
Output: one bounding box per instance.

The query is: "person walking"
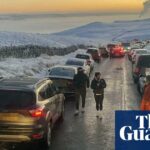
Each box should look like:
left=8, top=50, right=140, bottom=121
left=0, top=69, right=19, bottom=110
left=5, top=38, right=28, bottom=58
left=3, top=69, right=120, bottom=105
left=73, top=67, right=90, bottom=116
left=91, top=72, right=107, bottom=118
left=141, top=75, right=150, bottom=110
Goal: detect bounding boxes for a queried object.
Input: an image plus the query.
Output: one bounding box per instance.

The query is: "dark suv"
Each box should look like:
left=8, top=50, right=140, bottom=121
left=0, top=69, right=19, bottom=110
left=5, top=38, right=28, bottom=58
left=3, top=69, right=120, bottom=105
left=0, top=77, right=65, bottom=148
left=132, top=54, right=150, bottom=83
left=87, top=48, right=101, bottom=62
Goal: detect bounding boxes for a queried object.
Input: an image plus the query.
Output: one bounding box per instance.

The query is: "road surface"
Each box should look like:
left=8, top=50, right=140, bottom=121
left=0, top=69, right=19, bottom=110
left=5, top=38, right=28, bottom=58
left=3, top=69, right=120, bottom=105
left=1, top=56, right=141, bottom=150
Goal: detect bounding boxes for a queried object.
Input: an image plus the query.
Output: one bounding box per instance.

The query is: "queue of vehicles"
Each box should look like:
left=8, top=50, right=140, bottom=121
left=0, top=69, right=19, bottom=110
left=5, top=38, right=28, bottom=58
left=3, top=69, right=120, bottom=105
left=0, top=47, right=108, bottom=148
left=0, top=40, right=148, bottom=148
left=127, top=42, right=150, bottom=96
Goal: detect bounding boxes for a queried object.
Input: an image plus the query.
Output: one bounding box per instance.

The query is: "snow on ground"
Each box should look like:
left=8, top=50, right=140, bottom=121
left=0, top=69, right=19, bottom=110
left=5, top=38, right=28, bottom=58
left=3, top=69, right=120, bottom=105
left=0, top=49, right=85, bottom=78
left=0, top=18, right=150, bottom=47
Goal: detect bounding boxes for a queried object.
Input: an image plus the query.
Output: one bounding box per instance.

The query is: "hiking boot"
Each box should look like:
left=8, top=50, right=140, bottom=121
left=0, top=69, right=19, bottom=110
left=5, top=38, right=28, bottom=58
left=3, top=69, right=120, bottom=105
left=96, top=111, right=99, bottom=117
left=74, top=110, right=79, bottom=116
left=81, top=108, right=85, bottom=113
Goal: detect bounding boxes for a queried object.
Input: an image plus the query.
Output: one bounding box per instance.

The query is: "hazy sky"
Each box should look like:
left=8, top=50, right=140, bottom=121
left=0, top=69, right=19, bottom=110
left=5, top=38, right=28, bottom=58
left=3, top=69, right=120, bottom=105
left=0, top=0, right=144, bottom=14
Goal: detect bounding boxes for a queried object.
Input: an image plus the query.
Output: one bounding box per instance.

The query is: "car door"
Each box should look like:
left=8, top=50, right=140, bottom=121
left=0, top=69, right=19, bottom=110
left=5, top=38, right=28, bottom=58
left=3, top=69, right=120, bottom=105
left=37, top=84, right=57, bottom=123
left=51, top=83, right=64, bottom=116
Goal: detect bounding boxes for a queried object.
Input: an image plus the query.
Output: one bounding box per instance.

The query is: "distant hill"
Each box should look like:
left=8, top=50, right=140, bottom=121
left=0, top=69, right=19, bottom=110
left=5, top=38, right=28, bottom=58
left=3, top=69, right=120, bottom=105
left=0, top=18, right=150, bottom=47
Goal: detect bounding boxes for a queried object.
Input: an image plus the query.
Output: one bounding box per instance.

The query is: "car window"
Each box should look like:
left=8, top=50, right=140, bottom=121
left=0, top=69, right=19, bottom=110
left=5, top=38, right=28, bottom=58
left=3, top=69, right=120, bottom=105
left=137, top=56, right=150, bottom=68
left=51, top=83, right=58, bottom=94
left=0, top=90, right=36, bottom=109
left=38, top=84, right=54, bottom=101
left=76, top=54, right=90, bottom=60
left=87, top=49, right=94, bottom=54
left=66, top=60, right=84, bottom=66
left=50, top=67, right=75, bottom=78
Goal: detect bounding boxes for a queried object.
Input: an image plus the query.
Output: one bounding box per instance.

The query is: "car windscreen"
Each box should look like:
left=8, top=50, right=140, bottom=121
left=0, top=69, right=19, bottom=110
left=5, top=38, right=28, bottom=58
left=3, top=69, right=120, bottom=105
left=0, top=90, right=36, bottom=109
left=76, top=54, right=89, bottom=60
left=50, top=67, right=75, bottom=78
left=137, top=56, right=150, bottom=68
left=66, top=60, right=84, bottom=66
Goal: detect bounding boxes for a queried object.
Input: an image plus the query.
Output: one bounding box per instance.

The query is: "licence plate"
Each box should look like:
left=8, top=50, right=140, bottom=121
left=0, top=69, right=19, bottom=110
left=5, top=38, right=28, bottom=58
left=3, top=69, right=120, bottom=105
left=0, top=113, right=20, bottom=122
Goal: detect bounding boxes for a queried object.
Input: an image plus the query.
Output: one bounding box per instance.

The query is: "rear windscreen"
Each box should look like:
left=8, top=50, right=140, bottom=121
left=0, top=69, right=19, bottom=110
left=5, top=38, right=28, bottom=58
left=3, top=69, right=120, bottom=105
left=66, top=60, right=84, bottom=66
left=0, top=90, right=36, bottom=109
left=87, top=49, right=94, bottom=53
left=137, top=56, right=150, bottom=68
left=122, top=43, right=130, bottom=47
left=50, top=67, right=75, bottom=78
left=76, top=54, right=89, bottom=59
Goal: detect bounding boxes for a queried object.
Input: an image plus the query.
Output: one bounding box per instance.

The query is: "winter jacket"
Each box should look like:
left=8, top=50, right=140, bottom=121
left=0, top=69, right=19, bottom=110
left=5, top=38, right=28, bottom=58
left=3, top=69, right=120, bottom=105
left=91, top=78, right=106, bottom=94
left=73, top=72, right=90, bottom=89
left=141, top=83, right=150, bottom=110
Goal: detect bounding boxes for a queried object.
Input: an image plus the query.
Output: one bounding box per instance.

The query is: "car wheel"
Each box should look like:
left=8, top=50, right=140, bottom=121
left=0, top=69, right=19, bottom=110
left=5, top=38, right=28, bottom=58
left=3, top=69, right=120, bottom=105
left=59, top=101, right=65, bottom=122
left=39, top=123, right=52, bottom=149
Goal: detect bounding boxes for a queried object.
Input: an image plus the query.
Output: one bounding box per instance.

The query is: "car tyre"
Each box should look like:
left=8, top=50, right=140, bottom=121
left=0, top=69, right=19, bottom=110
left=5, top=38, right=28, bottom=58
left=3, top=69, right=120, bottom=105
left=39, top=123, right=52, bottom=149
left=59, top=101, right=65, bottom=122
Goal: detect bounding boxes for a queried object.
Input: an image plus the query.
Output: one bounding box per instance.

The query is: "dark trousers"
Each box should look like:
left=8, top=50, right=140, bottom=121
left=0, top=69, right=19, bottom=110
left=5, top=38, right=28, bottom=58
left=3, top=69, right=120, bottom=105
left=94, top=94, right=104, bottom=111
left=75, top=88, right=86, bottom=110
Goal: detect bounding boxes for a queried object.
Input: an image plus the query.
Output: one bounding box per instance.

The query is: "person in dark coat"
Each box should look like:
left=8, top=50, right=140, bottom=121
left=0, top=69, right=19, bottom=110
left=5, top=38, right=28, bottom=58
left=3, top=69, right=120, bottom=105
left=91, top=72, right=107, bottom=118
left=73, top=67, right=90, bottom=115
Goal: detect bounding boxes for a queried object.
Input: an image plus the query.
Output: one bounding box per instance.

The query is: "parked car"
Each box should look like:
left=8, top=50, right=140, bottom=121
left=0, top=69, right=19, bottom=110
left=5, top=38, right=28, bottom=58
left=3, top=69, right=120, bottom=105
left=65, top=58, right=90, bottom=76
left=0, top=77, right=65, bottom=148
left=137, top=68, right=150, bottom=95
left=128, top=47, right=143, bottom=61
left=109, top=45, right=125, bottom=58
left=132, top=54, right=150, bottom=83
left=99, top=47, right=109, bottom=58
left=75, top=53, right=94, bottom=71
left=144, top=43, right=150, bottom=51
left=49, top=65, right=77, bottom=97
left=86, top=48, right=101, bottom=62
left=131, top=49, right=148, bottom=63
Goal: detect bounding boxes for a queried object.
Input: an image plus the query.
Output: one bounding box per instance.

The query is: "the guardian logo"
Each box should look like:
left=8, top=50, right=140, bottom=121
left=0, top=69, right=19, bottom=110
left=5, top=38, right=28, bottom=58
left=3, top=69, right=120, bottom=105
left=115, top=111, right=150, bottom=150
left=120, top=114, right=150, bottom=141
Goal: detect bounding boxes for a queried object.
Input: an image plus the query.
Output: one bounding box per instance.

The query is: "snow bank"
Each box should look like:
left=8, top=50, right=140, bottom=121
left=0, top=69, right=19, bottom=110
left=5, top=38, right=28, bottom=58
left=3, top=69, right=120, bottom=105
left=0, top=49, right=85, bottom=78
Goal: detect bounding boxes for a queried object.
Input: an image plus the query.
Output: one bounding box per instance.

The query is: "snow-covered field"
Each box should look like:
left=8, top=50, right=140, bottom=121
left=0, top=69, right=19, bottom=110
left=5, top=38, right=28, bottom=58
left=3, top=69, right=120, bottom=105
left=0, top=49, right=84, bottom=78
left=0, top=18, right=150, bottom=47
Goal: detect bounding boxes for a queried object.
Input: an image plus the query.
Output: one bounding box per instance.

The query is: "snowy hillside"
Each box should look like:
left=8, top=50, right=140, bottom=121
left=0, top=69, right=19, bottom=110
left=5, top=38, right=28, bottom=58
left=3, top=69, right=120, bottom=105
left=0, top=49, right=85, bottom=78
left=0, top=18, right=150, bottom=47
left=52, top=18, right=150, bottom=43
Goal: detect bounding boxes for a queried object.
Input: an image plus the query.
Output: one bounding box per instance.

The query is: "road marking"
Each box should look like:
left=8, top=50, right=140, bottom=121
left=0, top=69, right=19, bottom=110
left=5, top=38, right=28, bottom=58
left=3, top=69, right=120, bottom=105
left=122, top=58, right=128, bottom=110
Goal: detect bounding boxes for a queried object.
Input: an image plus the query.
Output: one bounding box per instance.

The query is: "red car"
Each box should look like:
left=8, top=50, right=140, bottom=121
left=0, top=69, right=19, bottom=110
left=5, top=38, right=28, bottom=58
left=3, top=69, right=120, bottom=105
left=110, top=45, right=125, bottom=58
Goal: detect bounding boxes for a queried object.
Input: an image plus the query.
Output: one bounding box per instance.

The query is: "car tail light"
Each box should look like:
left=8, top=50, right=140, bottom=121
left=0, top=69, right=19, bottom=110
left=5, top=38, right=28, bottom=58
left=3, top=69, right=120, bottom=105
left=29, top=107, right=45, bottom=118
left=32, top=133, right=43, bottom=139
